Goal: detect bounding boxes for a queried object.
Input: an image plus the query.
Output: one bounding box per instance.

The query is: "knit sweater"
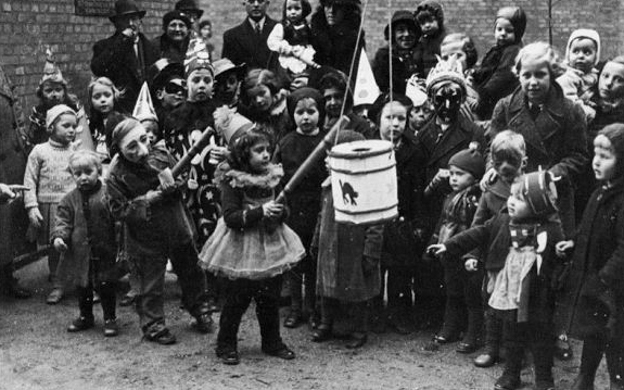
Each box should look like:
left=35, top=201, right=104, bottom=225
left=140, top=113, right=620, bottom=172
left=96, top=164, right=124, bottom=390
left=23, top=139, right=75, bottom=208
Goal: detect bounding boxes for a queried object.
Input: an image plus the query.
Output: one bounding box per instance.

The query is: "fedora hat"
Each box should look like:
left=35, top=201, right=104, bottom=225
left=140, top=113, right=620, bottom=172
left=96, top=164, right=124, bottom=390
left=175, top=0, right=204, bottom=19
left=109, top=0, right=146, bottom=23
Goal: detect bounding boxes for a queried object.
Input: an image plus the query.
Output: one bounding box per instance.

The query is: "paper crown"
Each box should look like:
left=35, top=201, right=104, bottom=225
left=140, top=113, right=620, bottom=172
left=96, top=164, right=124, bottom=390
left=40, top=46, right=65, bottom=86
left=184, top=39, right=213, bottom=76
left=132, top=82, right=158, bottom=123
left=405, top=75, right=429, bottom=106
left=425, top=55, right=466, bottom=97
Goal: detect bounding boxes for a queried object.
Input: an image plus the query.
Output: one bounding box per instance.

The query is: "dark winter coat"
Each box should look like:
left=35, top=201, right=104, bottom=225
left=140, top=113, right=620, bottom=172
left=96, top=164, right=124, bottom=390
left=444, top=209, right=565, bottom=321
left=52, top=181, right=117, bottom=287
left=472, top=43, right=522, bottom=120
left=222, top=17, right=279, bottom=71
left=0, top=65, right=30, bottom=266
left=91, top=32, right=159, bottom=113
left=372, top=46, right=420, bottom=95
left=472, top=177, right=510, bottom=226
left=152, top=34, right=190, bottom=64
left=563, top=181, right=624, bottom=344
left=310, top=13, right=365, bottom=76
left=489, top=83, right=588, bottom=236
left=106, top=142, right=196, bottom=258
left=415, top=114, right=485, bottom=236
left=381, top=136, right=426, bottom=267
left=413, top=28, right=446, bottom=79
left=313, top=179, right=383, bottom=302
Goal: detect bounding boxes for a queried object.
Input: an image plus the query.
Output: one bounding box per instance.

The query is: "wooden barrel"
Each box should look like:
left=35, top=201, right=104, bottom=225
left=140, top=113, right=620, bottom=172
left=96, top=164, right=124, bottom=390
left=328, top=140, right=398, bottom=225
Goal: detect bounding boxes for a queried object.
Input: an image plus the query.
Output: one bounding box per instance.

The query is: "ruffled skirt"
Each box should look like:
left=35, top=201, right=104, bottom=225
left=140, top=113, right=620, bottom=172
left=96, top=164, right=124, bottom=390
left=198, top=218, right=304, bottom=280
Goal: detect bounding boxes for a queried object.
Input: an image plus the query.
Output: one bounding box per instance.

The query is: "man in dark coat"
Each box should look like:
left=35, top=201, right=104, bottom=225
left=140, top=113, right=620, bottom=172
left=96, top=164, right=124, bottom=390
left=221, top=0, right=279, bottom=71
left=91, top=0, right=159, bottom=113
left=0, top=64, right=31, bottom=298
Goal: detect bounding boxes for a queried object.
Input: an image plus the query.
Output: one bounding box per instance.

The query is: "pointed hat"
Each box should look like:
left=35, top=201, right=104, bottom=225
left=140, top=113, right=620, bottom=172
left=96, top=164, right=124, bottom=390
left=132, top=82, right=158, bottom=122
left=40, top=46, right=65, bottom=86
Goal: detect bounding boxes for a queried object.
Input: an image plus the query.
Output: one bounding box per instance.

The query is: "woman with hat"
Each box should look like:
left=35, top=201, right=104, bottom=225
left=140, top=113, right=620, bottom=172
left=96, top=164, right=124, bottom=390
left=372, top=10, right=421, bottom=95
left=152, top=11, right=192, bottom=64
left=91, top=0, right=159, bottom=114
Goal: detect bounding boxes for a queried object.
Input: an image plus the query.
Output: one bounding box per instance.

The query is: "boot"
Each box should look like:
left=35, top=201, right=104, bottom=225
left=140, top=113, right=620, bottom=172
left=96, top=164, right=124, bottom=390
left=434, top=295, right=463, bottom=343
left=475, top=310, right=501, bottom=367
left=458, top=308, right=483, bottom=353
left=1, top=263, right=31, bottom=299
left=494, top=345, right=523, bottom=390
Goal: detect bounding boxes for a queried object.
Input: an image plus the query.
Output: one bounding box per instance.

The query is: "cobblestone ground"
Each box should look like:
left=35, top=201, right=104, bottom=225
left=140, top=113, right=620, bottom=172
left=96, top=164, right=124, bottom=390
left=0, top=260, right=611, bottom=390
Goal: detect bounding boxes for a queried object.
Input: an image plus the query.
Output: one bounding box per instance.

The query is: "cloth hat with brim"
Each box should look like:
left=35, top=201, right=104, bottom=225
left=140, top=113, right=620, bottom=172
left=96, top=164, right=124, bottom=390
left=175, top=0, right=204, bottom=19
left=384, top=10, right=418, bottom=41
left=149, top=58, right=185, bottom=90
left=163, top=10, right=192, bottom=31
left=320, top=0, right=361, bottom=7
left=109, top=0, right=146, bottom=23
left=213, top=58, right=247, bottom=80
left=46, top=104, right=76, bottom=130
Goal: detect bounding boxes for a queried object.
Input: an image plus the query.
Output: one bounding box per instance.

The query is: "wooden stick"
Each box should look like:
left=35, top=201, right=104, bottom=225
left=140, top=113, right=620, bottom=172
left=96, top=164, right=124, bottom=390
left=170, top=126, right=215, bottom=178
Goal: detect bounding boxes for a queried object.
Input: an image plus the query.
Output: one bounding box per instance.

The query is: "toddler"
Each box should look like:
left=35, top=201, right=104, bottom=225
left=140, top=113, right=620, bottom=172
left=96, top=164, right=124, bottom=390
left=472, top=6, right=526, bottom=120
left=556, top=29, right=601, bottom=122
left=23, top=104, right=78, bottom=304
left=429, top=170, right=565, bottom=390
left=267, top=0, right=317, bottom=76
left=413, top=0, right=447, bottom=78
left=52, top=151, right=118, bottom=337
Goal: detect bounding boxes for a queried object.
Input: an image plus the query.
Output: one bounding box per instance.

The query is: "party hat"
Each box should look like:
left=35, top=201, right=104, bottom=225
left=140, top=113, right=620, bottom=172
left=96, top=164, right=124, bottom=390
left=353, top=48, right=380, bottom=106
left=132, top=82, right=158, bottom=122
left=405, top=75, right=429, bottom=106
left=40, top=46, right=65, bottom=85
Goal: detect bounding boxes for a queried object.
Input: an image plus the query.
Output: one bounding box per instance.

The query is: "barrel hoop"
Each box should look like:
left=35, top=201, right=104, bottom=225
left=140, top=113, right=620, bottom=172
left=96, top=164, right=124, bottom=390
left=330, top=162, right=396, bottom=175
left=334, top=203, right=398, bottom=215
left=329, top=147, right=393, bottom=159
left=335, top=215, right=398, bottom=226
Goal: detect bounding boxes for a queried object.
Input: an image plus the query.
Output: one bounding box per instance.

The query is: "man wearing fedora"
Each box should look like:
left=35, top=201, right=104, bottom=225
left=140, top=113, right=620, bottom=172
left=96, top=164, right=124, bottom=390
left=175, top=0, right=203, bottom=35
left=91, top=0, right=159, bottom=113
left=222, top=0, right=279, bottom=72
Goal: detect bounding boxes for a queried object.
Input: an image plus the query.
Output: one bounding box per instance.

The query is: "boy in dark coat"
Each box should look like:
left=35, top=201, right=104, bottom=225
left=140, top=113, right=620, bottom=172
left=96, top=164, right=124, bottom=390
left=557, top=124, right=624, bottom=390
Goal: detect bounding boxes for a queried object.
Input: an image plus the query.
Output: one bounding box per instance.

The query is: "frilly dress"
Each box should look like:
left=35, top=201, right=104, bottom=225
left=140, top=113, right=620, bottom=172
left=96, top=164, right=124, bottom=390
left=198, top=164, right=305, bottom=280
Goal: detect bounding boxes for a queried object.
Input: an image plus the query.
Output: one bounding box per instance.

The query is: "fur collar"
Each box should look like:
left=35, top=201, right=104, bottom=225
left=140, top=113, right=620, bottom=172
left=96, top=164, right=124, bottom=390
left=216, top=162, right=284, bottom=189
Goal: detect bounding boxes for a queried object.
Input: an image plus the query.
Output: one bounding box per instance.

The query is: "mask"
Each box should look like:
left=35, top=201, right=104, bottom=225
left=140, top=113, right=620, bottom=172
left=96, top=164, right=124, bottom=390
left=433, top=83, right=462, bottom=123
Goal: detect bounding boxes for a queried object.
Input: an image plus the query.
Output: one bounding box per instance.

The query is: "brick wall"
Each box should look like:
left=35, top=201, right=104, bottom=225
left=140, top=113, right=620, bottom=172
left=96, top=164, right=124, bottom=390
left=1, top=0, right=622, bottom=114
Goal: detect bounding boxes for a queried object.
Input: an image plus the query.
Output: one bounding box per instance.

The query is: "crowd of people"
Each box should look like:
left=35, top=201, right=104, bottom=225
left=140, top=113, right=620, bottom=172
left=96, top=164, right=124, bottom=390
left=0, top=0, right=623, bottom=389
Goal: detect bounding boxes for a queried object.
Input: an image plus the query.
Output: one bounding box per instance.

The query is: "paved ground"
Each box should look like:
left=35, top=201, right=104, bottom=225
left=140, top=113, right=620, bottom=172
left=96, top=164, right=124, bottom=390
left=0, top=259, right=612, bottom=390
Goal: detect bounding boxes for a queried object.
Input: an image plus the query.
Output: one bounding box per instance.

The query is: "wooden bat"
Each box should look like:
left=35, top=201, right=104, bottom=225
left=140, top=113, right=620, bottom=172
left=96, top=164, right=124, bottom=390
left=170, top=126, right=216, bottom=178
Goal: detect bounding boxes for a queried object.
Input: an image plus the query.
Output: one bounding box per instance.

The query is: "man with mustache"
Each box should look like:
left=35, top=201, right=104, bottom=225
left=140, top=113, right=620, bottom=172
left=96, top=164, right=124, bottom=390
left=91, top=0, right=158, bottom=114
left=152, top=11, right=192, bottom=64
left=222, top=0, right=279, bottom=72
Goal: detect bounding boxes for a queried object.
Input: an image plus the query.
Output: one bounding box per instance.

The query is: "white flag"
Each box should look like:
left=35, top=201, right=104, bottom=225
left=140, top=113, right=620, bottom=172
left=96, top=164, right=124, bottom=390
left=353, top=48, right=380, bottom=106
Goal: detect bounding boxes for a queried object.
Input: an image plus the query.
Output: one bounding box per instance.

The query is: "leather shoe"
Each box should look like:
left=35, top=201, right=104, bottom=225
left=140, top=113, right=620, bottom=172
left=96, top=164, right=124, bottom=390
left=144, top=328, right=176, bottom=345
left=264, top=346, right=295, bottom=360
left=284, top=311, right=303, bottom=328
left=474, top=352, right=498, bottom=368
left=311, top=325, right=332, bottom=342
left=346, top=333, right=367, bottom=349
left=67, top=316, right=95, bottom=332
left=46, top=288, right=63, bottom=305
left=433, top=334, right=458, bottom=344
left=192, top=313, right=214, bottom=334
left=494, top=374, right=521, bottom=390
left=456, top=341, right=479, bottom=354
left=217, top=349, right=240, bottom=365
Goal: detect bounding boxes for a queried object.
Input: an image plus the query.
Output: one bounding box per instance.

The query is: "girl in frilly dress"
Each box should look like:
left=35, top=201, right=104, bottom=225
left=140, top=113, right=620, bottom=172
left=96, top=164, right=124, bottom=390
left=199, top=129, right=304, bottom=365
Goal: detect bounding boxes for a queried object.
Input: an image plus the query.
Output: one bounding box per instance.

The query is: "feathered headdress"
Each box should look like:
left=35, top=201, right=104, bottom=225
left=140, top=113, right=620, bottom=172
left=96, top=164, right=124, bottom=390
left=425, top=55, right=466, bottom=98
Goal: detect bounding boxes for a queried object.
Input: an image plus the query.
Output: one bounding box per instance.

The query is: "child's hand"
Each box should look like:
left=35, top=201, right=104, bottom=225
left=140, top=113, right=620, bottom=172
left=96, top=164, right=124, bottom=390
left=262, top=201, right=284, bottom=219
left=480, top=168, right=497, bottom=191
left=27, top=208, right=43, bottom=229
left=158, top=168, right=175, bottom=192
left=427, top=244, right=447, bottom=257
left=465, top=258, right=478, bottom=272
left=556, top=240, right=575, bottom=258
left=432, top=168, right=449, bottom=185
left=53, top=238, right=68, bottom=252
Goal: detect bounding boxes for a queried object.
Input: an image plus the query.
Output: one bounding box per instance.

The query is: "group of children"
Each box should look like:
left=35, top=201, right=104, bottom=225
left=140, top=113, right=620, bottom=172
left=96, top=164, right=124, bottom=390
left=7, top=1, right=624, bottom=389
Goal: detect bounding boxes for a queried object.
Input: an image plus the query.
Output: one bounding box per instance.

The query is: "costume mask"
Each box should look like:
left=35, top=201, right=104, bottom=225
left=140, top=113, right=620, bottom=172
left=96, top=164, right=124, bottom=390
left=433, top=83, right=462, bottom=123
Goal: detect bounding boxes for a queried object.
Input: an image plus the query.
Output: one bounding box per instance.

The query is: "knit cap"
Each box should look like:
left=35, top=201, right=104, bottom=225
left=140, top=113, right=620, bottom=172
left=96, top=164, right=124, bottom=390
left=448, top=145, right=485, bottom=180
left=162, top=10, right=192, bottom=31
left=565, top=29, right=601, bottom=66
left=287, top=87, right=325, bottom=122
left=598, top=123, right=624, bottom=176
left=496, top=6, right=526, bottom=43
left=46, top=104, right=76, bottom=130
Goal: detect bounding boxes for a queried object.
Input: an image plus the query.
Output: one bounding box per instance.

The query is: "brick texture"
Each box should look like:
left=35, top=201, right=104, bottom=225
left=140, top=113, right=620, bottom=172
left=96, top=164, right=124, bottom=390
left=1, top=0, right=622, bottom=113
